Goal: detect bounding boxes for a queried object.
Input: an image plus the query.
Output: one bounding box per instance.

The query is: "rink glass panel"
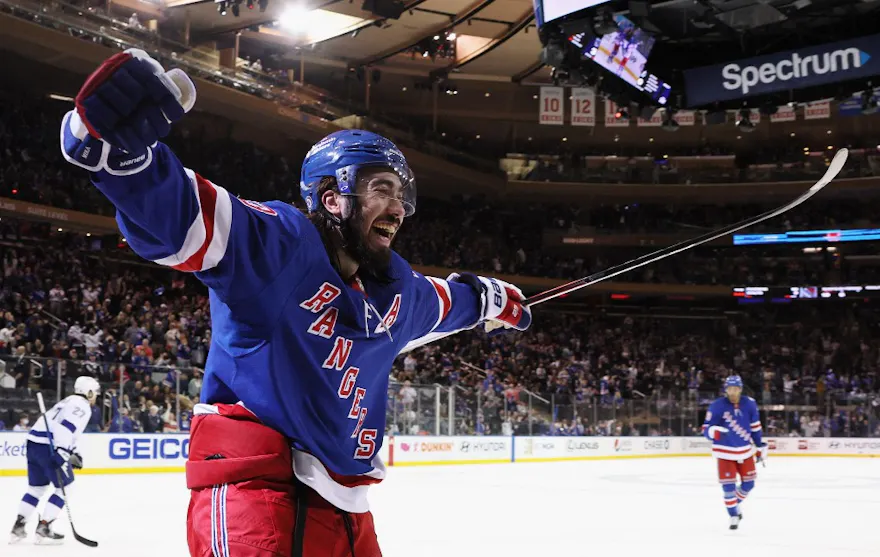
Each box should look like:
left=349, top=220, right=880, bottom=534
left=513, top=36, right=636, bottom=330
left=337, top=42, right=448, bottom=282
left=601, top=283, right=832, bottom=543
left=2, top=355, right=877, bottom=438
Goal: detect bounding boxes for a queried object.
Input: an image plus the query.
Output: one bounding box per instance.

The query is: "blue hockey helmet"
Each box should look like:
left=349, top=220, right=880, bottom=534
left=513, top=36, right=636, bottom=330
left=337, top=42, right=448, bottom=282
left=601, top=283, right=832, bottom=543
left=300, top=129, right=416, bottom=217
left=724, top=375, right=744, bottom=389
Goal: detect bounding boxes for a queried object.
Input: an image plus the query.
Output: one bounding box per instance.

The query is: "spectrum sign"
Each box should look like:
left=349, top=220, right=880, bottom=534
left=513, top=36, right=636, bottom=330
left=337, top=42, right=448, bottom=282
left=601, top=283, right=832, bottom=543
left=684, top=34, right=879, bottom=106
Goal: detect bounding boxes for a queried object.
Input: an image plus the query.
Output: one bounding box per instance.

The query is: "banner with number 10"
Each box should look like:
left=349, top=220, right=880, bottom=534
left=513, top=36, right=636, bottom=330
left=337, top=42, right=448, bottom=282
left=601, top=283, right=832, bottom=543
left=539, top=86, right=564, bottom=125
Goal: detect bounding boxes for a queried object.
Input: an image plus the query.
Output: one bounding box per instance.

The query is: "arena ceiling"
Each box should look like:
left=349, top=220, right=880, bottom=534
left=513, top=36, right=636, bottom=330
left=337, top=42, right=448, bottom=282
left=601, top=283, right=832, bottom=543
left=156, top=0, right=546, bottom=82
left=10, top=0, right=880, bottom=155
left=134, top=0, right=878, bottom=148
left=153, top=0, right=880, bottom=84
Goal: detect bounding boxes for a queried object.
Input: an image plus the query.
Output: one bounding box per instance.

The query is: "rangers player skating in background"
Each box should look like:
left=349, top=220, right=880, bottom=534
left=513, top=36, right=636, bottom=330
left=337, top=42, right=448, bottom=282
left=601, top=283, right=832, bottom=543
left=59, top=49, right=531, bottom=556
left=9, top=376, right=99, bottom=545
left=702, top=375, right=767, bottom=529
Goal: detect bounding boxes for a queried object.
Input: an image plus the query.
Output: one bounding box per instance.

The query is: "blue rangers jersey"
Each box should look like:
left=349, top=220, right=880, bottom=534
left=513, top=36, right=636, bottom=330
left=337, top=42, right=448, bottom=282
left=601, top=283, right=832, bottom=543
left=701, top=395, right=763, bottom=461
left=28, top=395, right=91, bottom=454
left=84, top=139, right=482, bottom=511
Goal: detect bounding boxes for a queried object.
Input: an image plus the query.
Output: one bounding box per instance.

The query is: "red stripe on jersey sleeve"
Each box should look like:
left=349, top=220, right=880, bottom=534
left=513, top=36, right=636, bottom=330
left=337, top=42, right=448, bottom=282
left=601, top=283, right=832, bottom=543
left=172, top=174, right=218, bottom=272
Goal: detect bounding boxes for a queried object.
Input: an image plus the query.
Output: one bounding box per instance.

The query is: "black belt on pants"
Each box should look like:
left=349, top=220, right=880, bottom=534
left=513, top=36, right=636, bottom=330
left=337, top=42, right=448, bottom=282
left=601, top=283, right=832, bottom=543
left=292, top=479, right=357, bottom=557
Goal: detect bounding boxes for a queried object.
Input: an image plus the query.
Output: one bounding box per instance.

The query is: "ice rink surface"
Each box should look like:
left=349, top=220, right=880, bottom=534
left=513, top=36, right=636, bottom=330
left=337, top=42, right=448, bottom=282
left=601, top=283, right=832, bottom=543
left=2, top=457, right=878, bottom=556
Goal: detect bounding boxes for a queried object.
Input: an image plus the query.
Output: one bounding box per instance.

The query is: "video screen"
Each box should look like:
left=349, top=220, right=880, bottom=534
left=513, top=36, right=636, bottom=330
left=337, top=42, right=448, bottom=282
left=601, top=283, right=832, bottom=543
left=541, top=0, right=613, bottom=24
left=585, top=15, right=655, bottom=88
left=568, top=17, right=671, bottom=105
left=733, top=228, right=880, bottom=246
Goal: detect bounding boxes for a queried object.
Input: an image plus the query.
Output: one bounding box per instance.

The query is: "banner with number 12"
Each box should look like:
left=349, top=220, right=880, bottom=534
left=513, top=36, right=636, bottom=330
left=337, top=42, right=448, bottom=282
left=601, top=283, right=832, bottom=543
left=570, top=88, right=595, bottom=126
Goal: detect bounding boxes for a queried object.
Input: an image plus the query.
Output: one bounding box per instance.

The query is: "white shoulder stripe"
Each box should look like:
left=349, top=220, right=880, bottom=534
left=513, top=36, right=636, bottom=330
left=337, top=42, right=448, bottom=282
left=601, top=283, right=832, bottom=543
left=154, top=169, right=206, bottom=267
left=153, top=168, right=233, bottom=272
left=202, top=180, right=233, bottom=271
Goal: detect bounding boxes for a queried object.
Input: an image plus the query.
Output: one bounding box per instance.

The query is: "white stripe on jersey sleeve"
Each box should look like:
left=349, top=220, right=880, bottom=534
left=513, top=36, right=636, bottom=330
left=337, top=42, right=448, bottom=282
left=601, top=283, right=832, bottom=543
left=153, top=168, right=233, bottom=272
left=425, top=276, right=452, bottom=333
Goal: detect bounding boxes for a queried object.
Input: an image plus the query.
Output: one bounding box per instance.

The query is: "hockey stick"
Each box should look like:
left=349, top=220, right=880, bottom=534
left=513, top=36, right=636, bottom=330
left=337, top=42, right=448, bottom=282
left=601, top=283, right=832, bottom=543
left=36, top=392, right=99, bottom=548
left=401, top=148, right=849, bottom=354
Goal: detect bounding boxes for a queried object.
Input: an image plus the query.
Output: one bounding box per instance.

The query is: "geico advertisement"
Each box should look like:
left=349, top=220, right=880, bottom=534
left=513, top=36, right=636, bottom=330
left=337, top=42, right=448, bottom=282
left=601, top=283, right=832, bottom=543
left=393, top=436, right=511, bottom=463
left=0, top=433, right=190, bottom=472
left=107, top=436, right=190, bottom=461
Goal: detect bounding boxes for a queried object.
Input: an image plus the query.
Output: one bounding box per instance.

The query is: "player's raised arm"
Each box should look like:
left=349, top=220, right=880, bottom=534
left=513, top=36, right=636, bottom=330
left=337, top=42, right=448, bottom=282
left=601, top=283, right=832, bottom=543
left=403, top=271, right=532, bottom=348
left=59, top=49, right=306, bottom=303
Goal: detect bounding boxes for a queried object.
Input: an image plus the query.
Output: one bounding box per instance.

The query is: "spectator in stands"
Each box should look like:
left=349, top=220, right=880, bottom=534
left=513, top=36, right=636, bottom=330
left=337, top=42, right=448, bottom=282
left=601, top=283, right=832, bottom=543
left=163, top=409, right=179, bottom=433
left=107, top=407, right=134, bottom=433
left=12, top=414, right=29, bottom=431
left=141, top=405, right=162, bottom=433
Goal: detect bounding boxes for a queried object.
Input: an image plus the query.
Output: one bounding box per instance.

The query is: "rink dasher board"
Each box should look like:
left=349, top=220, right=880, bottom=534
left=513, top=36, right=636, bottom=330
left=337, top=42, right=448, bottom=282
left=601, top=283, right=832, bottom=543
left=0, top=434, right=877, bottom=476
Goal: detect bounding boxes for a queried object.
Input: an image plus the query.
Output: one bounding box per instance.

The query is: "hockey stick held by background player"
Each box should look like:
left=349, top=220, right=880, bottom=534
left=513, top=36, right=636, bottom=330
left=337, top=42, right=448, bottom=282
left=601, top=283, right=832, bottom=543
left=10, top=377, right=99, bottom=546
left=59, top=49, right=531, bottom=557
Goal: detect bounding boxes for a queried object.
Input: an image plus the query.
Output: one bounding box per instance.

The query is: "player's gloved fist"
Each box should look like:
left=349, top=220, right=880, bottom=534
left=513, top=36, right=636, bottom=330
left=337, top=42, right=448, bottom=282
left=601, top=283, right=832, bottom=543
left=75, top=48, right=195, bottom=153
left=68, top=452, right=84, bottom=470
left=707, top=425, right=729, bottom=441
left=448, top=273, right=532, bottom=335
left=756, top=442, right=768, bottom=462
left=61, top=48, right=195, bottom=175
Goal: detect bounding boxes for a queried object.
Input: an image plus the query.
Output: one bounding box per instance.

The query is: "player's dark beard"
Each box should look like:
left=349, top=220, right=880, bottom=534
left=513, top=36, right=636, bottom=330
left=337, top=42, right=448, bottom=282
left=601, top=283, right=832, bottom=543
left=339, top=203, right=395, bottom=285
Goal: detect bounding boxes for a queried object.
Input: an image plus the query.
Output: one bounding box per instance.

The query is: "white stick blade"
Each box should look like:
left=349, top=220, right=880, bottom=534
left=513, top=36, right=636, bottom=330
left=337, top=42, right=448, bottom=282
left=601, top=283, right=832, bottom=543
left=813, top=148, right=848, bottom=191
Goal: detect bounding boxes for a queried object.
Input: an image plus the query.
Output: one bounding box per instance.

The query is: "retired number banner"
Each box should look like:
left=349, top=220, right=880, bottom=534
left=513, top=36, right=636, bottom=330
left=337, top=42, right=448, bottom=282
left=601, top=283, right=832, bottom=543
left=605, top=100, right=630, bottom=127
left=539, top=86, right=564, bottom=125
left=570, top=88, right=595, bottom=126
left=804, top=100, right=831, bottom=120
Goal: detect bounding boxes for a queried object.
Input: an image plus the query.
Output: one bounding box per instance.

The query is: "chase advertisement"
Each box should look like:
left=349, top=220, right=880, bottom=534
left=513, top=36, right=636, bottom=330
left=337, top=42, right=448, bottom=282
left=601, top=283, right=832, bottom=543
left=684, top=34, right=879, bottom=106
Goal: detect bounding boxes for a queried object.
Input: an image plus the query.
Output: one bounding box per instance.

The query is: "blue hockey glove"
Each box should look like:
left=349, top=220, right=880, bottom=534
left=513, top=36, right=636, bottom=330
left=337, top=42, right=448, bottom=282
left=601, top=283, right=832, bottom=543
left=448, top=273, right=532, bottom=335
left=61, top=48, right=195, bottom=175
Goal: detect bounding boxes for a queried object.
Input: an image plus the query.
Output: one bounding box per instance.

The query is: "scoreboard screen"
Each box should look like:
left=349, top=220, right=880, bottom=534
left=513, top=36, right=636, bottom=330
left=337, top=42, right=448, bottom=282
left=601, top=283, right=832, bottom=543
left=733, top=284, right=880, bottom=303
left=733, top=228, right=880, bottom=246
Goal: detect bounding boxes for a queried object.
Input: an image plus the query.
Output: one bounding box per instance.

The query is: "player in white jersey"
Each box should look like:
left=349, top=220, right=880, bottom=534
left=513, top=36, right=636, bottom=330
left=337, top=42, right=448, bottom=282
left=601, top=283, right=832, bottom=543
left=9, top=376, right=99, bottom=545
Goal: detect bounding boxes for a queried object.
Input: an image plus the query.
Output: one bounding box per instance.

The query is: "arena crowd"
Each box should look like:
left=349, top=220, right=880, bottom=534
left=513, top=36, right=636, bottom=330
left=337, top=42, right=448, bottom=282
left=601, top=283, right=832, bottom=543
left=1, top=93, right=878, bottom=438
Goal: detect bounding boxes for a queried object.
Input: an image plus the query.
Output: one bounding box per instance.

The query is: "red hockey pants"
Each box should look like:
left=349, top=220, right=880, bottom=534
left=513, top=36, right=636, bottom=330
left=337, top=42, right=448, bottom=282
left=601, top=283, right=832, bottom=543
left=185, top=405, right=382, bottom=557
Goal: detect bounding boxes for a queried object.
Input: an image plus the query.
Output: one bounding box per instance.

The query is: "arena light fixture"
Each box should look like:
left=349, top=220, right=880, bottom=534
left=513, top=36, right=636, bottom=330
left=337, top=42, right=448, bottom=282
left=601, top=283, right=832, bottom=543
left=860, top=89, right=878, bottom=115
left=736, top=109, right=755, bottom=133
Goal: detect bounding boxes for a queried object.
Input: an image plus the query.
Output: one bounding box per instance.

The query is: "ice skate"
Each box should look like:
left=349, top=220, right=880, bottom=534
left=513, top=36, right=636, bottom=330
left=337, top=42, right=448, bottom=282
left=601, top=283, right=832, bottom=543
left=34, top=520, right=64, bottom=545
left=729, top=515, right=741, bottom=530
left=9, top=515, right=27, bottom=544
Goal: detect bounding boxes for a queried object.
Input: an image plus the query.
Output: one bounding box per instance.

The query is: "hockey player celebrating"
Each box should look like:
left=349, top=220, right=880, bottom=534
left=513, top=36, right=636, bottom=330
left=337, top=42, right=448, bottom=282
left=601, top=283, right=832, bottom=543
left=701, top=375, right=767, bottom=530
left=9, top=376, right=99, bottom=545
left=59, top=49, right=532, bottom=556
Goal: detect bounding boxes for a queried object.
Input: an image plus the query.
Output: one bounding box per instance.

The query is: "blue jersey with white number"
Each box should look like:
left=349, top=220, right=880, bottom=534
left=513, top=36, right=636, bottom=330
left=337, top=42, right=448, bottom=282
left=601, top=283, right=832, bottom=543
left=87, top=142, right=482, bottom=510
left=702, top=395, right=763, bottom=461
